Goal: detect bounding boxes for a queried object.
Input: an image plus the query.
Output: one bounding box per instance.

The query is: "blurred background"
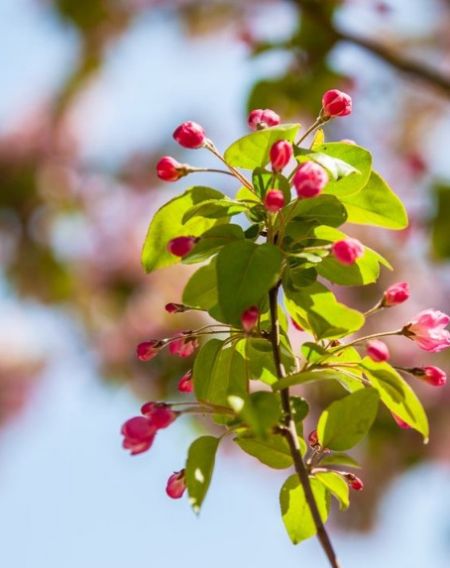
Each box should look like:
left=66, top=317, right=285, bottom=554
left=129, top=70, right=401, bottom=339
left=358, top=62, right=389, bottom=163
left=0, top=1, right=450, bottom=566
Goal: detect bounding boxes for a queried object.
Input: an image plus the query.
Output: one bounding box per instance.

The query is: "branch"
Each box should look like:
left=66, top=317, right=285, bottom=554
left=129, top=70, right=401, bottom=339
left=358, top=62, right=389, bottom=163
left=268, top=285, right=341, bottom=568
left=295, top=0, right=450, bottom=96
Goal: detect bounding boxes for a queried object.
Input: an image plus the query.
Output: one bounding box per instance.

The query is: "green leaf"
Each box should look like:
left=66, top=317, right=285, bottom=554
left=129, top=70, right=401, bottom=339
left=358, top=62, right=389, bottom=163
left=141, top=186, right=224, bottom=272
left=193, top=339, right=248, bottom=406
left=273, top=369, right=353, bottom=390
left=283, top=265, right=317, bottom=292
left=317, top=388, right=380, bottom=451
left=217, top=241, right=283, bottom=325
left=320, top=453, right=361, bottom=469
left=361, top=358, right=429, bottom=441
left=229, top=391, right=281, bottom=438
left=431, top=183, right=450, bottom=259
left=283, top=194, right=348, bottom=234
left=291, top=396, right=310, bottom=425
left=182, top=199, right=248, bottom=223
left=315, top=472, right=350, bottom=510
left=252, top=168, right=292, bottom=202
left=224, top=124, right=300, bottom=169
left=280, top=475, right=329, bottom=544
left=185, top=436, right=220, bottom=513
left=182, top=260, right=218, bottom=312
left=341, top=172, right=408, bottom=230
left=295, top=148, right=358, bottom=180
left=183, top=224, right=245, bottom=264
left=235, top=435, right=294, bottom=469
left=284, top=281, right=365, bottom=340
left=316, top=142, right=372, bottom=197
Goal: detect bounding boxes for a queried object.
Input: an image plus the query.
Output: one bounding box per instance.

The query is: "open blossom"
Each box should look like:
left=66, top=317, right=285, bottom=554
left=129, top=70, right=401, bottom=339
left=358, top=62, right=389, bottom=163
left=366, top=340, right=390, bottom=362
left=293, top=162, right=328, bottom=198
left=264, top=189, right=285, bottom=213
left=136, top=340, right=162, bottom=362
left=169, top=335, right=199, bottom=357
left=121, top=416, right=157, bottom=455
left=248, top=108, right=280, bottom=130
left=270, top=140, right=293, bottom=172
left=321, top=89, right=352, bottom=118
left=141, top=402, right=177, bottom=429
left=383, top=282, right=410, bottom=307
left=167, top=236, right=197, bottom=257
left=178, top=370, right=193, bottom=393
left=404, top=309, right=450, bottom=352
left=331, top=238, right=364, bottom=265
left=166, top=470, right=186, bottom=499
left=173, top=121, right=206, bottom=148
left=241, top=306, right=259, bottom=332
left=156, top=156, right=186, bottom=182
left=412, top=366, right=447, bottom=387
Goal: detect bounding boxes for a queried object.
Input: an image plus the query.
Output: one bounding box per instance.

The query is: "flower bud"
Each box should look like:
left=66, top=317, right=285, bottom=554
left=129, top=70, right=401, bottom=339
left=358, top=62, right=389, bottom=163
left=136, top=340, right=162, bottom=362
left=178, top=370, right=193, bottom=393
left=321, top=89, right=352, bottom=118
left=270, top=140, right=293, bottom=172
left=156, top=156, right=186, bottom=182
left=382, top=282, right=410, bottom=307
left=169, top=335, right=199, bottom=357
left=366, top=339, right=390, bottom=362
left=410, top=366, right=447, bottom=387
left=345, top=473, right=364, bottom=491
left=264, top=189, right=285, bottom=213
left=167, top=236, right=197, bottom=257
left=141, top=402, right=177, bottom=429
left=173, top=121, right=206, bottom=149
left=293, top=162, right=328, bottom=198
left=391, top=412, right=411, bottom=429
left=404, top=309, right=450, bottom=352
left=121, top=416, right=157, bottom=455
left=165, top=302, right=187, bottom=314
left=166, top=470, right=186, bottom=499
left=331, top=238, right=364, bottom=265
left=247, top=108, right=281, bottom=130
left=241, top=306, right=259, bottom=332
left=308, top=430, right=319, bottom=447
left=291, top=318, right=304, bottom=331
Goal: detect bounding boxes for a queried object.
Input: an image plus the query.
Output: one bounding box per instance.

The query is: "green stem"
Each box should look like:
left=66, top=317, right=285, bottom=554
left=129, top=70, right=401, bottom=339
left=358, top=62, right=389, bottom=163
left=205, top=141, right=254, bottom=191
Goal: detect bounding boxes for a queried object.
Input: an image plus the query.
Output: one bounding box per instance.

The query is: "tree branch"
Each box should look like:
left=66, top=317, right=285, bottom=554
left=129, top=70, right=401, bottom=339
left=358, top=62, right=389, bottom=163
left=295, top=0, right=450, bottom=96
left=268, top=285, right=341, bottom=568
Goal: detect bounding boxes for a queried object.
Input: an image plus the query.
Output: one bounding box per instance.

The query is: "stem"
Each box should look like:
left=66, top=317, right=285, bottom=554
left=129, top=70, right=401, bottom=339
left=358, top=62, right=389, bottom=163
left=296, top=116, right=327, bottom=147
left=189, top=167, right=237, bottom=177
left=205, top=141, right=254, bottom=191
left=268, top=285, right=341, bottom=568
left=363, top=301, right=383, bottom=318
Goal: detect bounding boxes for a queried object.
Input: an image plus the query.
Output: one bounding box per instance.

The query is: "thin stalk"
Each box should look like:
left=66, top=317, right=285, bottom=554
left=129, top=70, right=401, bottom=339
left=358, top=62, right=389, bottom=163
left=189, top=167, right=236, bottom=177
left=205, top=141, right=254, bottom=191
left=268, top=285, right=341, bottom=568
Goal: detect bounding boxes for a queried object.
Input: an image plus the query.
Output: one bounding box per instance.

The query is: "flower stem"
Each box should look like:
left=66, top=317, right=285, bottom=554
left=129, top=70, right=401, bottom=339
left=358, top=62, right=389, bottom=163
left=205, top=141, right=254, bottom=191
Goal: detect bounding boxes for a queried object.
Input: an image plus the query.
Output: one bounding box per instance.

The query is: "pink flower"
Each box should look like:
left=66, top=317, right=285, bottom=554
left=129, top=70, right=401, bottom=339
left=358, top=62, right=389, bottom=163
left=173, top=121, right=206, bottom=149
left=169, top=335, right=199, bottom=357
left=241, top=306, right=259, bottom=332
left=270, top=140, right=293, bottom=172
left=165, top=302, right=186, bottom=314
left=167, top=236, right=197, bottom=257
left=156, top=156, right=186, bottom=182
left=321, top=89, right=352, bottom=118
left=391, top=413, right=411, bottom=429
left=247, top=108, right=281, bottom=130
left=141, top=402, right=177, bottom=429
left=178, top=370, right=193, bottom=393
left=383, top=282, right=410, bottom=307
left=166, top=470, right=186, bottom=499
left=345, top=474, right=363, bottom=491
left=308, top=430, right=318, bottom=447
left=331, top=238, right=364, bottom=265
left=293, top=162, right=328, bottom=198
left=366, top=339, right=390, bottom=362
left=121, top=416, right=157, bottom=455
left=136, top=340, right=162, bottom=362
left=405, top=309, right=450, bottom=352
left=413, top=366, right=447, bottom=387
left=264, top=189, right=285, bottom=213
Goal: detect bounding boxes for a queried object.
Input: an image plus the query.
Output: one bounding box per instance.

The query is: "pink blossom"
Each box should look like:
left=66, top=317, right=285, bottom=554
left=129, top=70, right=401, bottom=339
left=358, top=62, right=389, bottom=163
left=173, top=121, right=206, bottom=149
left=405, top=309, right=450, bottom=352
left=166, top=470, right=186, bottom=499
left=178, top=370, right=193, bottom=393
left=169, top=335, right=199, bottom=357
left=366, top=339, right=390, bottom=362
left=331, top=238, right=364, bottom=265
left=141, top=402, right=177, bottom=429
left=322, top=89, right=352, bottom=118
left=391, top=413, right=411, bottom=429
left=413, top=366, right=447, bottom=387
left=165, top=303, right=186, bottom=314
left=264, top=189, right=285, bottom=213
left=156, top=156, right=186, bottom=182
left=136, top=340, right=161, bottom=362
left=293, top=162, right=328, bottom=198
left=121, top=416, right=157, bottom=455
left=383, top=282, right=410, bottom=307
left=241, top=306, right=259, bottom=332
left=167, top=236, right=197, bottom=257
left=247, top=109, right=280, bottom=130
left=270, top=140, right=293, bottom=172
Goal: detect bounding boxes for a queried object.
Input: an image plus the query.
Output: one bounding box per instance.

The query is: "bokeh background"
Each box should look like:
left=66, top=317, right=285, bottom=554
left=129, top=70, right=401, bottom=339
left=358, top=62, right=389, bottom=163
left=1, top=1, right=450, bottom=566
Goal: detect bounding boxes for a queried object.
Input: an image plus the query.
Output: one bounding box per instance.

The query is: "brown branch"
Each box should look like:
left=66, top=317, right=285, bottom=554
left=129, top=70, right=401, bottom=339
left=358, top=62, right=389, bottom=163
left=295, top=0, right=450, bottom=96
left=268, top=285, right=341, bottom=568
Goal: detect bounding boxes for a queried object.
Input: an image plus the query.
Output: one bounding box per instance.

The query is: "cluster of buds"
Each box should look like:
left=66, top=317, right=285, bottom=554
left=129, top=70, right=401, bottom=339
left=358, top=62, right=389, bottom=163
left=121, top=403, right=177, bottom=455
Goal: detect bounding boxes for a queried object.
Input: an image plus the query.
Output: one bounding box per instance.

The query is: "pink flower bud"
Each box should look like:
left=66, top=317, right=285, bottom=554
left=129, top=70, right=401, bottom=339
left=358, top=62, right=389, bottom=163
left=412, top=366, right=447, bottom=387
left=321, top=89, right=352, bottom=118
left=173, top=121, right=206, bottom=149
left=166, top=470, right=186, bottom=499
left=156, top=156, right=186, bottom=182
left=141, top=402, right=177, bottom=429
left=345, top=473, right=364, bottom=491
left=270, top=140, right=293, bottom=172
left=308, top=430, right=318, bottom=447
left=168, top=335, right=199, bottom=357
left=178, top=370, right=193, bottom=393
left=404, top=309, right=450, bottom=352
left=121, top=416, right=157, bottom=455
left=331, top=238, right=364, bottom=265
left=383, top=282, right=410, bottom=307
left=247, top=108, right=281, bottom=130
left=241, top=306, right=259, bottom=332
left=392, top=413, right=411, bottom=429
left=366, top=339, right=390, bottom=362
left=165, top=302, right=186, bottom=314
left=293, top=162, right=328, bottom=198
left=136, top=340, right=162, bottom=362
left=167, top=236, right=197, bottom=257
left=291, top=318, right=304, bottom=331
left=264, top=189, right=285, bottom=213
